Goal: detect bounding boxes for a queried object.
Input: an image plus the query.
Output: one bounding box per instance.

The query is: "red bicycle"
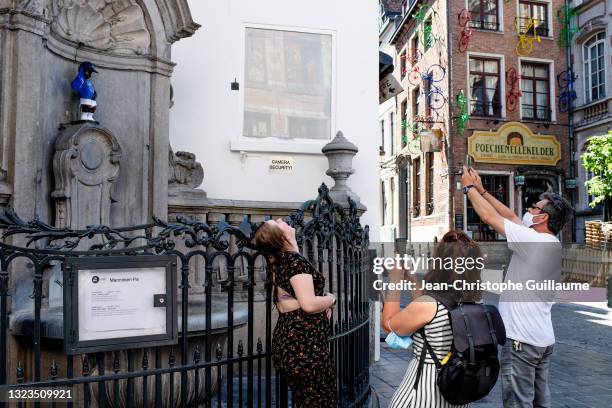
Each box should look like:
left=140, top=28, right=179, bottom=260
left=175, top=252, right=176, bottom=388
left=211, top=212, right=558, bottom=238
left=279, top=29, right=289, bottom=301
left=458, top=10, right=473, bottom=53
left=505, top=68, right=522, bottom=112
left=401, top=49, right=423, bottom=78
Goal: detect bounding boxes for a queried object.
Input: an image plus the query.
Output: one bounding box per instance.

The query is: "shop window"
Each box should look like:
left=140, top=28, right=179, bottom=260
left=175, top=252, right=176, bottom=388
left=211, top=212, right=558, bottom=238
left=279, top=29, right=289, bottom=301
left=521, top=61, right=551, bottom=121
left=468, top=0, right=499, bottom=31
left=469, top=57, right=502, bottom=117
left=466, top=175, right=509, bottom=241
left=522, top=178, right=555, bottom=213
left=413, top=157, right=421, bottom=218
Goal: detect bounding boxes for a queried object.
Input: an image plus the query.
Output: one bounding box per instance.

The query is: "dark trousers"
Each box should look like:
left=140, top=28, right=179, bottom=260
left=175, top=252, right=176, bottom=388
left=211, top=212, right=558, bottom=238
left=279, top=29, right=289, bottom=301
left=501, top=338, right=554, bottom=408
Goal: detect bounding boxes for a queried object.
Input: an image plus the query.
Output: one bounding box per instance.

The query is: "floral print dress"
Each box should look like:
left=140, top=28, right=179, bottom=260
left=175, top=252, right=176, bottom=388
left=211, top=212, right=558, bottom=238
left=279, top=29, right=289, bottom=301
left=271, top=250, right=337, bottom=407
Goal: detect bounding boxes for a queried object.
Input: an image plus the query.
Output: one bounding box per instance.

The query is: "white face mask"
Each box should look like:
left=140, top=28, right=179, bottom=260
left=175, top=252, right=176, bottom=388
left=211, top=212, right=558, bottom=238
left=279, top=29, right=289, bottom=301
left=522, top=211, right=545, bottom=228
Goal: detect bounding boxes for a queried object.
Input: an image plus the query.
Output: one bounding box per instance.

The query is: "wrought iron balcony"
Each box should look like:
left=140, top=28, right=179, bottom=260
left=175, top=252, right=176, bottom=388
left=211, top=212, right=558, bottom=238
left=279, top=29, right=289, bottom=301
left=522, top=104, right=552, bottom=121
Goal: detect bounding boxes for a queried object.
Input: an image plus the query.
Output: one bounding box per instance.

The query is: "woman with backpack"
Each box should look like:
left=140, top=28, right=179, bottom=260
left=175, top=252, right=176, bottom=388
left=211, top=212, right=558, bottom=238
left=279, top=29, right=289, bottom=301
left=382, top=230, right=499, bottom=408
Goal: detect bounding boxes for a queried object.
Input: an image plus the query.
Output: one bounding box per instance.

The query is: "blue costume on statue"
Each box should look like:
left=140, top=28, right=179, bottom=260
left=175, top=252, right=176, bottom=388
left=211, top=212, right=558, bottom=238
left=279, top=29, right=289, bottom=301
left=71, top=61, right=98, bottom=121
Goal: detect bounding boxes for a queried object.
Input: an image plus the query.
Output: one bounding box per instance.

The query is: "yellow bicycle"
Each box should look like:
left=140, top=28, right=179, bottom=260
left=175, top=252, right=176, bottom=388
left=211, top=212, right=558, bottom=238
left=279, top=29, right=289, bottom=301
left=515, top=17, right=541, bottom=56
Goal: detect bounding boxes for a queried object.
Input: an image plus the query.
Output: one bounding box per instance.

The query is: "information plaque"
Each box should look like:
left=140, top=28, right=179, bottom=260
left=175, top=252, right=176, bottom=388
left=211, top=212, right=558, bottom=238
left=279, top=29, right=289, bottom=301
left=63, top=255, right=178, bottom=355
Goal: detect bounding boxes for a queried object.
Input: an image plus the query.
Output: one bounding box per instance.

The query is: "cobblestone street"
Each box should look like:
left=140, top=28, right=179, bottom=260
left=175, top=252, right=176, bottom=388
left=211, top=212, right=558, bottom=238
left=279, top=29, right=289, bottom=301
left=370, top=300, right=612, bottom=408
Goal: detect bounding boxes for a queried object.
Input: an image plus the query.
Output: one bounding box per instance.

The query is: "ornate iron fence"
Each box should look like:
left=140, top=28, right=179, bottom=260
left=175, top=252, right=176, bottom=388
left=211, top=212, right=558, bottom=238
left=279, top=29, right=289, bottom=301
left=0, top=183, right=371, bottom=407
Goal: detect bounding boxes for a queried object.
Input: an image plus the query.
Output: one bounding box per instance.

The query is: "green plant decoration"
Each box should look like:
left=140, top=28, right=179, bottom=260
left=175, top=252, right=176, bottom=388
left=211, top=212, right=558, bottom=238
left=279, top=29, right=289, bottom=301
left=455, top=90, right=469, bottom=136
left=557, top=5, right=579, bottom=49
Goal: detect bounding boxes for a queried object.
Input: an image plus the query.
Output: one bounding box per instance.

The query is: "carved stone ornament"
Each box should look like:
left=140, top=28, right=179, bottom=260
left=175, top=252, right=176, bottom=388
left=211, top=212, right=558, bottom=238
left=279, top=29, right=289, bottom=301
left=169, top=149, right=204, bottom=189
left=49, top=0, right=151, bottom=55
left=52, top=123, right=122, bottom=229
left=18, top=0, right=46, bottom=15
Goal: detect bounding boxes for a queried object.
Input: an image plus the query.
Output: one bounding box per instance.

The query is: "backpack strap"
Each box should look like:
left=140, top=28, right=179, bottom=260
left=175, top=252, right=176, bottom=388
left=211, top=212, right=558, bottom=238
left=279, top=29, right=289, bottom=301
left=426, top=292, right=456, bottom=310
left=458, top=304, right=476, bottom=365
left=480, top=304, right=499, bottom=348
left=413, top=323, right=442, bottom=391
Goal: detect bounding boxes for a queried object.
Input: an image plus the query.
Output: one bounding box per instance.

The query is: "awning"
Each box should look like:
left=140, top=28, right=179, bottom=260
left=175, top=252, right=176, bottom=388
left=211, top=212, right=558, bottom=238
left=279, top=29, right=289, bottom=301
left=379, top=51, right=394, bottom=79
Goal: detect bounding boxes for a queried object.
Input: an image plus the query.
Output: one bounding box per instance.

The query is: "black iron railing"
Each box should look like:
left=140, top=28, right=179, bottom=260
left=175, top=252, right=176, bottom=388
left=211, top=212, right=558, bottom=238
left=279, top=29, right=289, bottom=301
left=516, top=16, right=549, bottom=37
left=0, top=183, right=371, bottom=407
left=468, top=19, right=500, bottom=31
left=522, top=104, right=552, bottom=121
left=470, top=100, right=503, bottom=118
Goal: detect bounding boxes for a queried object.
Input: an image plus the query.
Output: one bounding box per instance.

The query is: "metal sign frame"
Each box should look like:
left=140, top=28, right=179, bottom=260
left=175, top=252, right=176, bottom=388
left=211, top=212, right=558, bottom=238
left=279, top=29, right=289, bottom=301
left=63, top=255, right=178, bottom=355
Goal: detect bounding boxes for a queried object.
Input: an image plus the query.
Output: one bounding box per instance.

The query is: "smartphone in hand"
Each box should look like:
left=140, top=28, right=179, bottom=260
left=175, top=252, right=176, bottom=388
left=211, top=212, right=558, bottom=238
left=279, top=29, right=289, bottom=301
left=465, top=154, right=474, bottom=172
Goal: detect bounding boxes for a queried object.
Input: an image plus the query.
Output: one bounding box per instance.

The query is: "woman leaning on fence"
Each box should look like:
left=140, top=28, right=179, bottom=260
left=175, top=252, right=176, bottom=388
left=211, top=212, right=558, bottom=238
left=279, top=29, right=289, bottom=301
left=254, top=218, right=338, bottom=407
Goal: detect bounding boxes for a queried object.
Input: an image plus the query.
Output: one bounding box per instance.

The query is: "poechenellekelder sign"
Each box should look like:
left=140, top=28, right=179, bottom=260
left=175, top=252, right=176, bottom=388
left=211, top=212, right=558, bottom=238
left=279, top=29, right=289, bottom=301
left=468, top=122, right=561, bottom=166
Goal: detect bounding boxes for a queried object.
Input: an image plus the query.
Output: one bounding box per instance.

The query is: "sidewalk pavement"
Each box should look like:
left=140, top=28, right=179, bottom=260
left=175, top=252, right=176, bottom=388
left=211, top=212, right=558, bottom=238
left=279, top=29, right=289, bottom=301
left=370, top=301, right=612, bottom=408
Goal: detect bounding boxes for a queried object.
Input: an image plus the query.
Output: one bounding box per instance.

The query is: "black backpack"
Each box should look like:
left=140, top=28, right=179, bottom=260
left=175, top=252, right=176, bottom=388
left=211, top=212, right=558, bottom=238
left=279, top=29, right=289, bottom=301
left=414, top=294, right=506, bottom=405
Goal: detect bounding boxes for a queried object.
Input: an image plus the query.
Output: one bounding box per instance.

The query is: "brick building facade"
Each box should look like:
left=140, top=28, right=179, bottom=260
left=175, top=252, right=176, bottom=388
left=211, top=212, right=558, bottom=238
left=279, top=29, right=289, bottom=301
left=381, top=0, right=572, bottom=249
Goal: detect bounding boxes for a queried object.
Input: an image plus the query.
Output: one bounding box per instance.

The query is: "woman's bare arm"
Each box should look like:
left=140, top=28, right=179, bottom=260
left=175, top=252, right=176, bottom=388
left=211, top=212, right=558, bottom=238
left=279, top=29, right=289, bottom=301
left=382, top=295, right=437, bottom=336
left=290, top=274, right=335, bottom=314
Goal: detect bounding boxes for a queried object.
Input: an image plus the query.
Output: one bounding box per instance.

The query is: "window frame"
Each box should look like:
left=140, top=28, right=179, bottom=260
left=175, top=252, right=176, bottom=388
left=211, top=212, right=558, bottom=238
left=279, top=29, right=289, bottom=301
left=231, top=23, right=337, bottom=154
left=412, top=157, right=421, bottom=218
left=582, top=31, right=607, bottom=104
left=516, top=0, right=552, bottom=37
left=519, top=59, right=553, bottom=122
left=468, top=56, right=503, bottom=118
left=381, top=180, right=388, bottom=225
left=390, top=111, right=395, bottom=156
left=411, top=34, right=419, bottom=63
left=425, top=152, right=434, bottom=215
left=380, top=119, right=385, bottom=154
left=467, top=0, right=501, bottom=31
left=400, top=99, right=408, bottom=147
left=466, top=52, right=506, bottom=118
left=423, top=15, right=434, bottom=52
left=412, top=86, right=420, bottom=118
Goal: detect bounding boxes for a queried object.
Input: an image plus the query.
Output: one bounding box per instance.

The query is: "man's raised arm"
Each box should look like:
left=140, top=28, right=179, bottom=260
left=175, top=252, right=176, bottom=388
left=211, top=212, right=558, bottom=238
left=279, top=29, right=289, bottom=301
left=471, top=167, right=522, bottom=225
left=462, top=167, right=506, bottom=236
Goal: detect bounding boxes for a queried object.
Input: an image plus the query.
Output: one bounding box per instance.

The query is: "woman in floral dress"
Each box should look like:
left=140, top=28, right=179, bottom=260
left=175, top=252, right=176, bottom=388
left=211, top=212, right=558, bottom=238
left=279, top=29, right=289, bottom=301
left=254, top=218, right=337, bottom=407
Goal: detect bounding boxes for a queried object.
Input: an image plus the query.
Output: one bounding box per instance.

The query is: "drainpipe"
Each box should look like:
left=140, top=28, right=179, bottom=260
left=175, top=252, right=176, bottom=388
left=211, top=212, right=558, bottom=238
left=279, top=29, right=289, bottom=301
left=565, top=0, right=577, bottom=241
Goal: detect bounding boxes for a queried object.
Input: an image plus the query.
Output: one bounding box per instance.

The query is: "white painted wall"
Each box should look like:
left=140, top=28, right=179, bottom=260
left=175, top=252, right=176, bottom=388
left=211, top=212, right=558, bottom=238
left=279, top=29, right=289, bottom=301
left=170, top=0, right=381, bottom=240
